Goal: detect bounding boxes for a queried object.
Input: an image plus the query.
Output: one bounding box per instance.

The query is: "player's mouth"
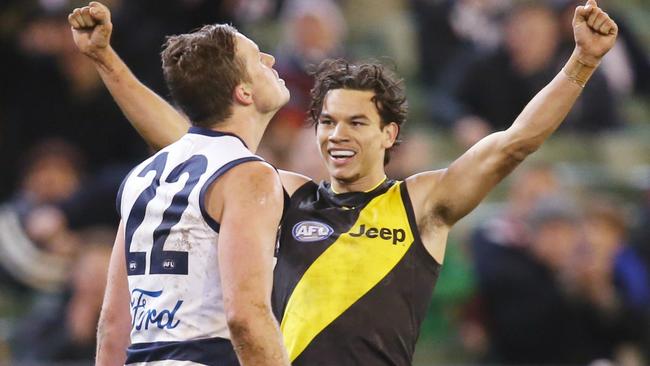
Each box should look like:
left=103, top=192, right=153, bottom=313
left=328, top=149, right=356, bottom=165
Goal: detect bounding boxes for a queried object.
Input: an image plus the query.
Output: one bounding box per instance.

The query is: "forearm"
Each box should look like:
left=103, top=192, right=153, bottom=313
left=229, top=308, right=289, bottom=366
left=96, top=317, right=130, bottom=366
left=93, top=47, right=189, bottom=150
left=504, top=50, right=597, bottom=157
left=426, top=2, right=617, bottom=226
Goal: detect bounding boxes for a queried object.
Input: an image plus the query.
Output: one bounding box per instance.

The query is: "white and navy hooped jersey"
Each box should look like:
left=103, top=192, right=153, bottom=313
left=117, top=127, right=262, bottom=365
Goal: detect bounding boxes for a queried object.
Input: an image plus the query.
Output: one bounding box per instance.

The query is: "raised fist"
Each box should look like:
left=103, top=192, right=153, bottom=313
left=68, top=2, right=113, bottom=61
left=572, top=0, right=618, bottom=66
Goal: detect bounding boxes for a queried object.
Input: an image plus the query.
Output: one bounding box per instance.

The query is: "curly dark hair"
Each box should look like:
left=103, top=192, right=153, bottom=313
left=161, top=24, right=250, bottom=128
left=308, top=59, right=408, bottom=165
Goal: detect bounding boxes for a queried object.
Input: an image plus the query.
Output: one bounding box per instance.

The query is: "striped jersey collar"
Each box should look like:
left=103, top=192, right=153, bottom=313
left=188, top=126, right=248, bottom=148
left=317, top=179, right=396, bottom=208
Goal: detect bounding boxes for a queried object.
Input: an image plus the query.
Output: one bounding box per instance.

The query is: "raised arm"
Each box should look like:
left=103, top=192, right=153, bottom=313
left=408, top=0, right=617, bottom=227
left=207, top=162, right=290, bottom=366
left=96, top=222, right=131, bottom=366
left=68, top=2, right=188, bottom=150
left=68, top=3, right=314, bottom=193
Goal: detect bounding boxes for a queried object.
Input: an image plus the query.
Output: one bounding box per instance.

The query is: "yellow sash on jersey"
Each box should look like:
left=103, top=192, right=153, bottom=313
left=280, top=183, right=414, bottom=361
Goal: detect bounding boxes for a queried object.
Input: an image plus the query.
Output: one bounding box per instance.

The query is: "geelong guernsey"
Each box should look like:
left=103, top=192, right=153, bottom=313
left=117, top=127, right=262, bottom=365
left=272, top=179, right=442, bottom=365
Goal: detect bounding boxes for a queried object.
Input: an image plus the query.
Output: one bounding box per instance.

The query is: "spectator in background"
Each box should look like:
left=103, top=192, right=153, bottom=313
left=0, top=140, right=84, bottom=294
left=11, top=228, right=113, bottom=363
left=580, top=197, right=650, bottom=312
left=411, top=0, right=511, bottom=132
left=470, top=185, right=650, bottom=364
left=468, top=164, right=565, bottom=363
left=575, top=197, right=650, bottom=361
left=0, top=140, right=114, bottom=363
left=448, top=3, right=619, bottom=148
left=470, top=194, right=584, bottom=364
left=471, top=193, right=638, bottom=364
left=0, top=136, right=133, bottom=366
left=411, top=0, right=511, bottom=86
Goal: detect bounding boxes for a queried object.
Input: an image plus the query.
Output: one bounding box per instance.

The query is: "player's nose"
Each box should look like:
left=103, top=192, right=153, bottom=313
left=328, top=123, right=350, bottom=142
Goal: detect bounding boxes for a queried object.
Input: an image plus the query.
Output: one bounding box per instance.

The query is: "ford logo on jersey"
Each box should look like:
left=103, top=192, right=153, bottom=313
left=131, top=288, right=183, bottom=331
left=292, top=221, right=334, bottom=242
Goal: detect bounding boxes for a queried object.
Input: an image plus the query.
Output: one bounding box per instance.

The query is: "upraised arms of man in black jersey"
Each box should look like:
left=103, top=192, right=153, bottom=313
left=404, top=0, right=617, bottom=262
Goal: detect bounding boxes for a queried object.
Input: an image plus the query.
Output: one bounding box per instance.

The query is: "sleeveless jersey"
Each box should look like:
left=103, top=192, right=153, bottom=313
left=272, top=179, right=442, bottom=365
left=117, top=127, right=262, bottom=365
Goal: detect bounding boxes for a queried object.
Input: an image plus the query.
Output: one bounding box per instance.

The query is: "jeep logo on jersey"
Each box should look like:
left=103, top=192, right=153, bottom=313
left=292, top=221, right=334, bottom=242
left=349, top=224, right=406, bottom=245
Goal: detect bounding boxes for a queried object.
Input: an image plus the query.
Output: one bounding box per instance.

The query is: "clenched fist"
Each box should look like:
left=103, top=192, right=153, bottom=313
left=68, top=1, right=113, bottom=62
left=572, top=0, right=618, bottom=66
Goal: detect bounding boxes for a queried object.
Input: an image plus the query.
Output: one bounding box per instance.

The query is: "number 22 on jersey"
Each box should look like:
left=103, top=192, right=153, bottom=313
left=124, top=152, right=207, bottom=276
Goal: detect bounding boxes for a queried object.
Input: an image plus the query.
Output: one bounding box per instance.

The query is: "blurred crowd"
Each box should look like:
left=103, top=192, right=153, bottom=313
left=0, top=0, right=648, bottom=365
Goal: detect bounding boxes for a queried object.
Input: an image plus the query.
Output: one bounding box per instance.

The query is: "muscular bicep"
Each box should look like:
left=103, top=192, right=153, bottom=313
left=409, top=131, right=520, bottom=226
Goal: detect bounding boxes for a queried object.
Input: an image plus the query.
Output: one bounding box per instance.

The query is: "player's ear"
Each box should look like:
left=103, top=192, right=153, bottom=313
left=382, top=122, right=399, bottom=149
left=233, top=83, right=253, bottom=106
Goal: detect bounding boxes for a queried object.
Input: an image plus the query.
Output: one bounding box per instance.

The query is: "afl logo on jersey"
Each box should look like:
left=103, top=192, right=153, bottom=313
left=292, top=221, right=334, bottom=242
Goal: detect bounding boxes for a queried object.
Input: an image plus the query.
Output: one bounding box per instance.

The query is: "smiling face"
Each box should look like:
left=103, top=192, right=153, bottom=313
left=316, top=89, right=398, bottom=192
left=235, top=34, right=290, bottom=113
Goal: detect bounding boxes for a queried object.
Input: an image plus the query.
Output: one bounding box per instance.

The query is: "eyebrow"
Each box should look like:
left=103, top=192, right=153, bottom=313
left=349, top=114, right=369, bottom=120
left=319, top=113, right=369, bottom=121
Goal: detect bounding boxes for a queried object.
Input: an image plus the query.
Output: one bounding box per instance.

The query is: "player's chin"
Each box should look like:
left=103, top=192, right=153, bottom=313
left=329, top=167, right=359, bottom=184
left=281, top=87, right=291, bottom=103
left=271, top=91, right=290, bottom=110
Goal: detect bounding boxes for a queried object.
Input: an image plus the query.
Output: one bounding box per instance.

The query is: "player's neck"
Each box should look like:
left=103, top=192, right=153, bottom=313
left=213, top=110, right=274, bottom=153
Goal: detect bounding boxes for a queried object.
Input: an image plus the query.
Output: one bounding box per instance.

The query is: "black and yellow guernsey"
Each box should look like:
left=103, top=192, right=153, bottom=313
left=272, top=179, right=442, bottom=365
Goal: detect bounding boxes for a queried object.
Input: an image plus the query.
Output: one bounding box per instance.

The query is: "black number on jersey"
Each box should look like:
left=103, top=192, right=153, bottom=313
left=124, top=153, right=208, bottom=276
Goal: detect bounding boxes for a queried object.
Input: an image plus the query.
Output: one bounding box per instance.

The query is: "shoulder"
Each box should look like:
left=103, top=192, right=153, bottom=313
left=221, top=161, right=283, bottom=195
left=218, top=162, right=285, bottom=215
left=278, top=169, right=312, bottom=196
left=204, top=161, right=284, bottom=222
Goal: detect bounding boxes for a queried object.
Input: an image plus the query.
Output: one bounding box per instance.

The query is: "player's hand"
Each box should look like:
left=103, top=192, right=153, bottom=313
left=68, top=2, right=113, bottom=61
left=572, top=0, right=618, bottom=66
